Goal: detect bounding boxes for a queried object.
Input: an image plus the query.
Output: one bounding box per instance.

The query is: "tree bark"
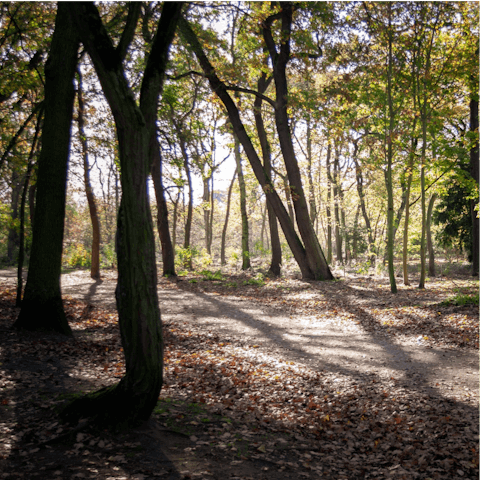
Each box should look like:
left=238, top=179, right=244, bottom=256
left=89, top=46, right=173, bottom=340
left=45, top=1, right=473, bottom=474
left=353, top=142, right=376, bottom=266
left=233, top=134, right=251, bottom=270
left=16, top=111, right=42, bottom=306
left=77, top=69, right=101, bottom=280
left=469, top=93, right=479, bottom=276
left=331, top=149, right=343, bottom=265
left=221, top=171, right=236, bottom=265
left=178, top=131, right=194, bottom=269
left=60, top=1, right=182, bottom=430
left=151, top=148, right=176, bottom=276
left=325, top=144, right=333, bottom=264
left=7, top=170, right=22, bottom=265
left=14, top=3, right=79, bottom=334
left=253, top=71, right=281, bottom=276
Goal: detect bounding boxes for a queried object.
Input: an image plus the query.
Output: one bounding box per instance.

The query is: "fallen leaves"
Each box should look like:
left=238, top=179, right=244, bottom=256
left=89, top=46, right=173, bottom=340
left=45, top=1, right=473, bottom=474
left=0, top=272, right=478, bottom=479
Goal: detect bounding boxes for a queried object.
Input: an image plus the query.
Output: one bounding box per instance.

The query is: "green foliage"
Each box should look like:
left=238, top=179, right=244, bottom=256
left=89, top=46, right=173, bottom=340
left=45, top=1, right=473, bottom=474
left=253, top=240, right=271, bottom=257
left=243, top=273, right=265, bottom=287
left=440, top=292, right=479, bottom=306
left=175, top=245, right=198, bottom=269
left=196, top=249, right=213, bottom=270
left=280, top=243, right=293, bottom=262
left=433, top=168, right=477, bottom=262
left=200, top=269, right=223, bottom=281
left=63, top=244, right=90, bottom=269
left=101, top=243, right=116, bottom=268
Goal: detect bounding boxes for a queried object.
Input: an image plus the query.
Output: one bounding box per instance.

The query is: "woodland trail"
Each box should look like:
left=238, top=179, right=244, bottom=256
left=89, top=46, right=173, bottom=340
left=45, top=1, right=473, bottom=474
left=55, top=269, right=478, bottom=402
left=5, top=268, right=475, bottom=405
left=0, top=268, right=478, bottom=479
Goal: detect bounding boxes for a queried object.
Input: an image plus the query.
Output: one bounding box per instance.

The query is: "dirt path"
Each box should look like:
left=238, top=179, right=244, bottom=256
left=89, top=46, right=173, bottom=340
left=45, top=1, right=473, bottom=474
left=1, top=268, right=478, bottom=479
left=9, top=268, right=474, bottom=405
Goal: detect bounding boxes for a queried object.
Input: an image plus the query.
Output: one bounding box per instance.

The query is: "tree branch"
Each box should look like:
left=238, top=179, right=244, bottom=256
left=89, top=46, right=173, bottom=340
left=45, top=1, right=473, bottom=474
left=116, top=2, right=142, bottom=61
left=224, top=85, right=276, bottom=108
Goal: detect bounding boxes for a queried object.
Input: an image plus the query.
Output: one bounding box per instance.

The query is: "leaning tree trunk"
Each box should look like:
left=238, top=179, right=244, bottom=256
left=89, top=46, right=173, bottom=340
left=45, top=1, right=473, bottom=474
left=60, top=1, right=182, bottom=430
left=14, top=3, right=79, bottom=335
left=220, top=171, right=236, bottom=265
left=178, top=16, right=323, bottom=280
left=262, top=4, right=332, bottom=280
left=16, top=112, right=42, bottom=306
left=77, top=69, right=101, bottom=280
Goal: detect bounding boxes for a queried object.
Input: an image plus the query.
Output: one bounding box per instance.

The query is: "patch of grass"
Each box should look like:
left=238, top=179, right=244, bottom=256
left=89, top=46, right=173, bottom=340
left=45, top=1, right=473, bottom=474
left=225, top=281, right=238, bottom=288
left=189, top=278, right=199, bottom=284
left=200, top=269, right=223, bottom=281
left=440, top=292, right=479, bottom=306
left=243, top=274, right=265, bottom=287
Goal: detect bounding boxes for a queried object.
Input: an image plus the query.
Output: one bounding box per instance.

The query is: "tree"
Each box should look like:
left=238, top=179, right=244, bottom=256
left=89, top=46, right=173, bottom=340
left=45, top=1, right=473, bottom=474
left=60, top=1, right=183, bottom=430
left=14, top=3, right=79, bottom=335
left=178, top=8, right=333, bottom=280
left=76, top=67, right=101, bottom=280
left=469, top=47, right=480, bottom=276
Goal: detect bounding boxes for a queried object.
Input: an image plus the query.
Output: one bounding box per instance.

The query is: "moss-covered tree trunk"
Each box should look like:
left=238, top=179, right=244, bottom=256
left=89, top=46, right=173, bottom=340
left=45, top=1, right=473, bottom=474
left=14, top=3, right=79, bottom=335
left=60, top=1, right=182, bottom=430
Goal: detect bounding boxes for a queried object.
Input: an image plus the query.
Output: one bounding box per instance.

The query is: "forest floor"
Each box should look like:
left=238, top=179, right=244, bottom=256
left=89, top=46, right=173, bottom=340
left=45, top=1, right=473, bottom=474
left=0, top=265, right=478, bottom=479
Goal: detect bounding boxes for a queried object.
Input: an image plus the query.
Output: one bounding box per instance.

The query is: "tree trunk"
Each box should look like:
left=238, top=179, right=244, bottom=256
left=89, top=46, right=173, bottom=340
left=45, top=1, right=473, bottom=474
left=151, top=148, right=176, bottom=276
left=470, top=92, right=479, bottom=276
left=7, top=170, right=23, bottom=265
left=261, top=4, right=333, bottom=280
left=418, top=105, right=428, bottom=289
left=233, top=133, right=251, bottom=270
left=77, top=69, right=101, bottom=280
left=253, top=72, right=281, bottom=276
left=60, top=1, right=182, bottom=430
left=326, top=144, right=333, bottom=264
left=16, top=112, right=41, bottom=306
left=331, top=149, right=343, bottom=264
left=202, top=174, right=212, bottom=255
left=14, top=3, right=79, bottom=335
left=221, top=171, right=236, bottom=265
left=427, top=193, right=437, bottom=277
left=385, top=9, right=397, bottom=293
left=180, top=134, right=193, bottom=269
left=306, top=119, right=317, bottom=227
left=402, top=139, right=417, bottom=285
left=353, top=143, right=376, bottom=266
